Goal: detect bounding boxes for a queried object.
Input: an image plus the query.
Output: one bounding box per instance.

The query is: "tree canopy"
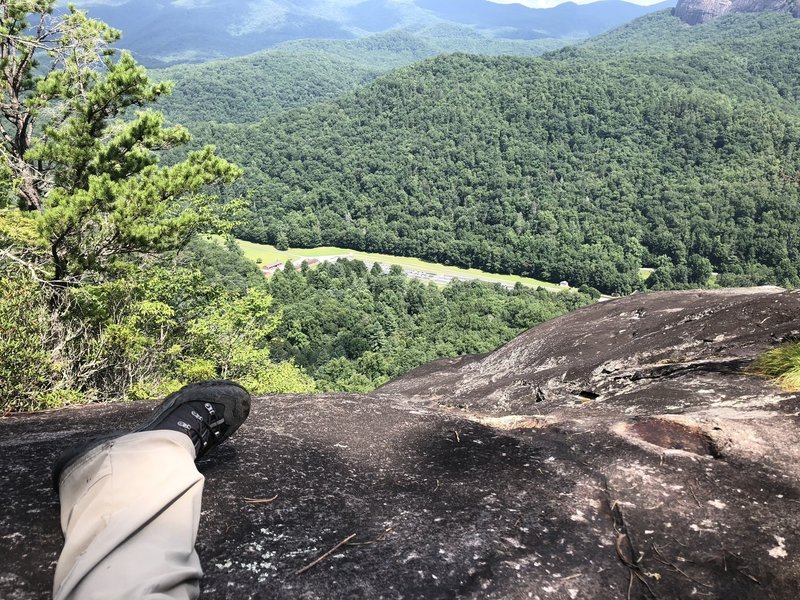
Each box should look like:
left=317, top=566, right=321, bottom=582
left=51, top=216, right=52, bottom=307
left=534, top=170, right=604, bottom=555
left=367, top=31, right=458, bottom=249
left=267, top=258, right=593, bottom=392
left=1, top=1, right=244, bottom=286
left=183, top=12, right=800, bottom=294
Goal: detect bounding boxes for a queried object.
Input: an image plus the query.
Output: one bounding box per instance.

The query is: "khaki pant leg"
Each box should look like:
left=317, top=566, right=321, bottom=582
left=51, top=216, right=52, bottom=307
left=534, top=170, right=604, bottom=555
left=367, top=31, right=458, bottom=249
left=53, top=430, right=204, bottom=600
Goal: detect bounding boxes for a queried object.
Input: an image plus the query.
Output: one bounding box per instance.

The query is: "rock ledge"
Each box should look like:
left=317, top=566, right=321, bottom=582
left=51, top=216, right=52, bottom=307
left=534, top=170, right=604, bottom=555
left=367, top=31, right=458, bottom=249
left=2, top=288, right=799, bottom=598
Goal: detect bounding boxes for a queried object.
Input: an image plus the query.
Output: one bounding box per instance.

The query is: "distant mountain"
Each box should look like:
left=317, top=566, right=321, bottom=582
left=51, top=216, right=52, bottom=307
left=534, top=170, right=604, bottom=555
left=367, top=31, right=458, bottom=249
left=417, top=0, right=677, bottom=38
left=68, top=0, right=676, bottom=66
left=153, top=27, right=567, bottom=124
left=71, top=0, right=357, bottom=66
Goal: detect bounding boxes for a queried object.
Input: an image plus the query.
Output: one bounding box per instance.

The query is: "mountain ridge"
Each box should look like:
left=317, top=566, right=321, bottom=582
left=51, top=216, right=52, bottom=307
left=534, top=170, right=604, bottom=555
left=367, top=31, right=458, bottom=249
left=181, top=12, right=800, bottom=294
left=69, top=0, right=676, bottom=65
left=152, top=27, right=567, bottom=124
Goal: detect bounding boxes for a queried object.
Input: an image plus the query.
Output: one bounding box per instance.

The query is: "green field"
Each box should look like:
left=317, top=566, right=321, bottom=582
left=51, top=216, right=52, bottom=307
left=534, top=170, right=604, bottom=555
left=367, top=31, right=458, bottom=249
left=236, top=240, right=564, bottom=290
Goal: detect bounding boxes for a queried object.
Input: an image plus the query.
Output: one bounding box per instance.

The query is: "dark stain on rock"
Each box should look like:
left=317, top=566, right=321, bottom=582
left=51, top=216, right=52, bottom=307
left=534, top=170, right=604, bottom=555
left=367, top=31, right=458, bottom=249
left=627, top=418, right=721, bottom=458
left=629, top=359, right=750, bottom=382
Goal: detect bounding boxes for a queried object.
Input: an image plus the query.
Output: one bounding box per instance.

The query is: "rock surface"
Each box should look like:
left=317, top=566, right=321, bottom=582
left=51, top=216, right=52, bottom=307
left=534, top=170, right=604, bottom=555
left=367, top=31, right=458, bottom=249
left=673, top=0, right=800, bottom=24
left=2, top=288, right=800, bottom=599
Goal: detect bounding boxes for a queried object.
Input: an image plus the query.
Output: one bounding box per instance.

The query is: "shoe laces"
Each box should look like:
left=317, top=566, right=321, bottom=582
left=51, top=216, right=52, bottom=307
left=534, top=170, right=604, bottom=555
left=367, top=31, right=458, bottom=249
left=176, top=402, right=227, bottom=453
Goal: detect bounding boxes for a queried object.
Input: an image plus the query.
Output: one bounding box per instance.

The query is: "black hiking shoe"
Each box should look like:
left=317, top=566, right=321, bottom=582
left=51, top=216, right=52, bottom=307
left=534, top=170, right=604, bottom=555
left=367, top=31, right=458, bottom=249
left=132, top=380, right=251, bottom=456
left=52, top=380, right=251, bottom=492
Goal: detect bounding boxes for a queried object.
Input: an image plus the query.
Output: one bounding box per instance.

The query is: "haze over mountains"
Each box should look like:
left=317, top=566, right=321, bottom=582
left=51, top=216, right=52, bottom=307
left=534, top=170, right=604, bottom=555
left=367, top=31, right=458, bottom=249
left=151, top=28, right=569, bottom=124
left=72, top=0, right=676, bottom=65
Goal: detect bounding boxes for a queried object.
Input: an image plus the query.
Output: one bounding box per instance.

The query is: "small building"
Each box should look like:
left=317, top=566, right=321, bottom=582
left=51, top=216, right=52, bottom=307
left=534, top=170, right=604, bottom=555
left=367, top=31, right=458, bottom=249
left=290, top=258, right=320, bottom=271
left=261, top=262, right=285, bottom=277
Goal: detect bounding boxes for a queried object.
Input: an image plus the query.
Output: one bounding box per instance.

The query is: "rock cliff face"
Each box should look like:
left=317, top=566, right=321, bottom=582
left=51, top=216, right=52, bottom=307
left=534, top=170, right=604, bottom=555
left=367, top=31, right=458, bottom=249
left=2, top=288, right=799, bottom=599
left=674, top=0, right=800, bottom=24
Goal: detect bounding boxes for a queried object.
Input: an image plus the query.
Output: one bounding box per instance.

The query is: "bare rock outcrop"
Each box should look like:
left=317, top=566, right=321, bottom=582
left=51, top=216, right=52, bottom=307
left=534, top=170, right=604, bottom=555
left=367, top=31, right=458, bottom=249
left=2, top=288, right=799, bottom=598
left=673, top=0, right=800, bottom=24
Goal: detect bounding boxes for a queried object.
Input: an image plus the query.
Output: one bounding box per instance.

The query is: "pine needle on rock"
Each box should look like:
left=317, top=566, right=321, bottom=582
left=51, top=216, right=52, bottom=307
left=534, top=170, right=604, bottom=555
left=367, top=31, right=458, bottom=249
left=294, top=533, right=357, bottom=576
left=243, top=495, right=278, bottom=504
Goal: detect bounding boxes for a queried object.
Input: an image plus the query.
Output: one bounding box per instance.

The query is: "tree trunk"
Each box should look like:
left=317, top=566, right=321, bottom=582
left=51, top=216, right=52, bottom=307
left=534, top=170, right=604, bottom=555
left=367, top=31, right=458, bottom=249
left=13, top=158, right=43, bottom=211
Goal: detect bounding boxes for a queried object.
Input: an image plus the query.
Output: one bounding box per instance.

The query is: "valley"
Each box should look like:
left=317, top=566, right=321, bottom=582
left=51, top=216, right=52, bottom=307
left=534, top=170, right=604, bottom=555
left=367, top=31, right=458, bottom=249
left=183, top=11, right=800, bottom=296
left=2, top=0, right=798, bottom=406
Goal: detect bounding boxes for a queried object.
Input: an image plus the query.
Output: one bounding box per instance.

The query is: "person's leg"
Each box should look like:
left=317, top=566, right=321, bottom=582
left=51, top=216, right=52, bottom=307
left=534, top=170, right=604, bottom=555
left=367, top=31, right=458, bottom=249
left=51, top=381, right=250, bottom=600
left=53, top=431, right=204, bottom=600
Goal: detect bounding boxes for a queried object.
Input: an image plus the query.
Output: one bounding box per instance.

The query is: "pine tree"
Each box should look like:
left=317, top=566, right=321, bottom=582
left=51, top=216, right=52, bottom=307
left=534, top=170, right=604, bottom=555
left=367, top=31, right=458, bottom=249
left=0, top=2, right=271, bottom=410
left=0, top=1, right=240, bottom=284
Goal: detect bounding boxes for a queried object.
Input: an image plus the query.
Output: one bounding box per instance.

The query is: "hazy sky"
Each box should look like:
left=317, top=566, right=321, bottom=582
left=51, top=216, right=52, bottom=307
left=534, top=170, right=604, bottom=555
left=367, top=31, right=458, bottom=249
left=75, top=0, right=671, bottom=6
left=488, top=0, right=666, bottom=7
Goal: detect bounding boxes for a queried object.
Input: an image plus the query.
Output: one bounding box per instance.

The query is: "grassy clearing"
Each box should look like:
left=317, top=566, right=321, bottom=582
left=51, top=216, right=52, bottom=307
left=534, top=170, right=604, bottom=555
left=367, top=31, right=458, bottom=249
left=749, top=342, right=800, bottom=391
left=235, top=240, right=563, bottom=289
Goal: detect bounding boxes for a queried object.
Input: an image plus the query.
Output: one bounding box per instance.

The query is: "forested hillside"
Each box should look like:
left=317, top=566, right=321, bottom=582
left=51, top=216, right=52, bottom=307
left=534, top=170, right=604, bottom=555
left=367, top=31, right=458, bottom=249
left=191, top=11, right=800, bottom=294
left=0, top=1, right=603, bottom=411
left=5, top=3, right=799, bottom=411
left=154, top=28, right=565, bottom=125
left=579, top=10, right=800, bottom=108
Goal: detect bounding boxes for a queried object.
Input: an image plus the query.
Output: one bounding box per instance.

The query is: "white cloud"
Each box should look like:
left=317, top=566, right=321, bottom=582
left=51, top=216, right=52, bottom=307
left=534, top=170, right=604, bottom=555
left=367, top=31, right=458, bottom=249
left=171, top=0, right=217, bottom=7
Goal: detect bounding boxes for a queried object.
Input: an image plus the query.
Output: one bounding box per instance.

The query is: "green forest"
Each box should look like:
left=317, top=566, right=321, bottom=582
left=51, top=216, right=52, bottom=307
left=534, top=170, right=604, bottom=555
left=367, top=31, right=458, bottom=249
left=176, top=238, right=594, bottom=392
left=178, top=11, right=800, bottom=295
left=0, top=3, right=309, bottom=411
left=0, top=2, right=587, bottom=411
left=153, top=27, right=566, bottom=125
